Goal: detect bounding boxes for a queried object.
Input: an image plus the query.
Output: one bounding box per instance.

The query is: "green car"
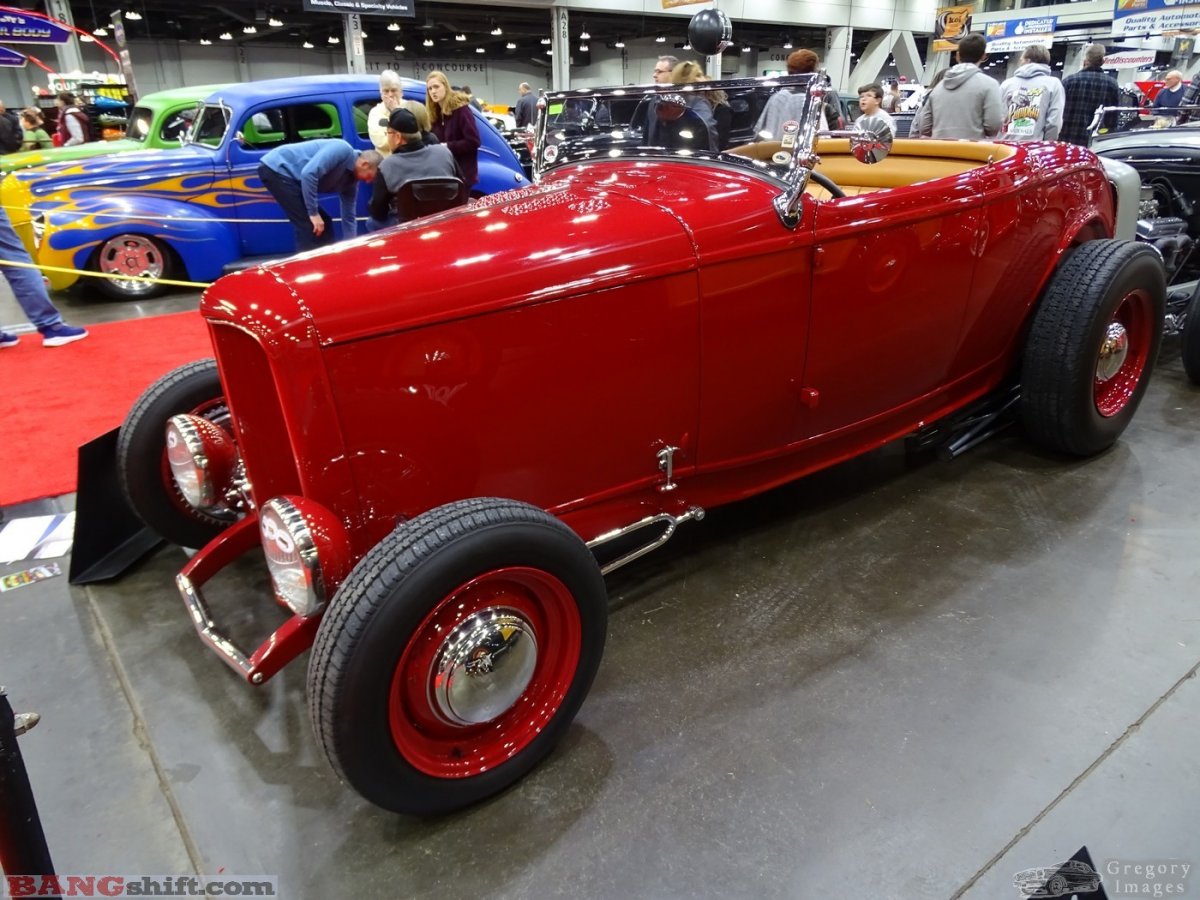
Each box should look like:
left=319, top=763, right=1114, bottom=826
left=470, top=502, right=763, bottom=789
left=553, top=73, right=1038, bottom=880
left=1, top=83, right=231, bottom=174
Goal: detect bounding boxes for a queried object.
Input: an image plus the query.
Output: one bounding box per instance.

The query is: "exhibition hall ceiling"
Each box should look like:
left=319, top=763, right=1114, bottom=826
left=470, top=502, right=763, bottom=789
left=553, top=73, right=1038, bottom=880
left=48, top=0, right=846, bottom=58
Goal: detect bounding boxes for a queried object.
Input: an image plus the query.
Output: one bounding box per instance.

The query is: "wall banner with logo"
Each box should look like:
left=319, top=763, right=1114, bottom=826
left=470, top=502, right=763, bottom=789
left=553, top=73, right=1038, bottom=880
left=1113, top=0, right=1200, bottom=35
left=984, top=16, right=1056, bottom=39
left=0, top=12, right=72, bottom=43
left=932, top=5, right=975, bottom=53
left=0, top=46, right=26, bottom=66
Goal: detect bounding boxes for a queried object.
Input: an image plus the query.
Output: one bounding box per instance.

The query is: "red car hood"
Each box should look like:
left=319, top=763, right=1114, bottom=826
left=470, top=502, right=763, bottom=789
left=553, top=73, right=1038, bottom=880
left=203, top=168, right=709, bottom=345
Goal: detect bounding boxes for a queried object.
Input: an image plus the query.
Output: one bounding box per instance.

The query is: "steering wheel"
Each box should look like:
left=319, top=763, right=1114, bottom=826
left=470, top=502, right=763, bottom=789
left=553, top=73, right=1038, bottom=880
left=808, top=171, right=845, bottom=199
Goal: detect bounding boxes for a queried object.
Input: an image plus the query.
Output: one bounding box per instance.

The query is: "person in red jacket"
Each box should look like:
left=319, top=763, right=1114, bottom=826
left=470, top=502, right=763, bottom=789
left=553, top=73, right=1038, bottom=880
left=54, top=92, right=90, bottom=146
left=425, top=71, right=480, bottom=188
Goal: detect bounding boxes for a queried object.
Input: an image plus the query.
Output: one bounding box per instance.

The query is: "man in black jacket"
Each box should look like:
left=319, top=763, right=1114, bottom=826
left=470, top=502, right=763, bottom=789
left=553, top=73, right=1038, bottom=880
left=0, top=101, right=23, bottom=154
left=368, top=108, right=463, bottom=228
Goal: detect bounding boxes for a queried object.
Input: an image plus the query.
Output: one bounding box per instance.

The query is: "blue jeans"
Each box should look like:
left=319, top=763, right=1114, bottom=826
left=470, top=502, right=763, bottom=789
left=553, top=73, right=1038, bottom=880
left=257, top=162, right=333, bottom=253
left=0, top=206, right=61, bottom=329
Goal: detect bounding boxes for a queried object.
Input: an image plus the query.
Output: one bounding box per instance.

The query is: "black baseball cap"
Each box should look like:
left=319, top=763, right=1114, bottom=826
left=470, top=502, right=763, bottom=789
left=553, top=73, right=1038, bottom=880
left=388, top=108, right=419, bottom=133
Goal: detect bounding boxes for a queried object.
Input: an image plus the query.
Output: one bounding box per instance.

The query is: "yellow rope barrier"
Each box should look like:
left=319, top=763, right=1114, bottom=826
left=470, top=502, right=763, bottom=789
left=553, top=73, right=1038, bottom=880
left=0, top=258, right=213, bottom=289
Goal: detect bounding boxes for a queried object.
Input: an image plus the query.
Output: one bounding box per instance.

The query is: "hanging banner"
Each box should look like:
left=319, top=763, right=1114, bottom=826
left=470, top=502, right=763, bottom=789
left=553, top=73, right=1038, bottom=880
left=0, top=45, right=25, bottom=66
left=1103, top=49, right=1159, bottom=66
left=110, top=10, right=139, bottom=103
left=1113, top=0, right=1200, bottom=35
left=983, top=16, right=1057, bottom=39
left=932, top=4, right=975, bottom=53
left=301, top=0, right=415, bottom=16
left=986, top=35, right=1053, bottom=53
left=0, top=12, right=72, bottom=43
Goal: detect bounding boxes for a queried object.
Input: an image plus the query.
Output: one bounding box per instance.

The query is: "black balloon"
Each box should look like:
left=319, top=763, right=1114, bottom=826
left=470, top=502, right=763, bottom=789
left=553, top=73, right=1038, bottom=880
left=687, top=8, right=733, bottom=56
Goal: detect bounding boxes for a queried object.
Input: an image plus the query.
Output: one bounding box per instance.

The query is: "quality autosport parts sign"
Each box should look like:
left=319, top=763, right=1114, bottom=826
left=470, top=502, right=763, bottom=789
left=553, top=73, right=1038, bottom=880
left=1113, top=0, right=1200, bottom=34
left=3, top=874, right=278, bottom=897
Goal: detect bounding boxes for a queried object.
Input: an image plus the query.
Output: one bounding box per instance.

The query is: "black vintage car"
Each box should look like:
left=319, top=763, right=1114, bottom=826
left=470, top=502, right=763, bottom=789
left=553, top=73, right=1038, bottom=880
left=1092, top=110, right=1200, bottom=383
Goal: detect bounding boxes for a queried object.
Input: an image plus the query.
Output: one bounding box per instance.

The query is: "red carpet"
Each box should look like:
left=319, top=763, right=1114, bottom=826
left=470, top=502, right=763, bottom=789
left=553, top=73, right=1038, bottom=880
left=0, top=312, right=213, bottom=506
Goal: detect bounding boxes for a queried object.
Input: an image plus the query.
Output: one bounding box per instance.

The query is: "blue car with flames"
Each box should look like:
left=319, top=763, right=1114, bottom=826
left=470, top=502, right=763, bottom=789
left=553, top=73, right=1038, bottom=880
left=2, top=74, right=529, bottom=299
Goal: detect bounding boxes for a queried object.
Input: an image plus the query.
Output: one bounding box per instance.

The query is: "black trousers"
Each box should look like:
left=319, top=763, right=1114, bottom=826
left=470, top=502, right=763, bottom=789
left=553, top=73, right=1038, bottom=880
left=257, top=162, right=333, bottom=253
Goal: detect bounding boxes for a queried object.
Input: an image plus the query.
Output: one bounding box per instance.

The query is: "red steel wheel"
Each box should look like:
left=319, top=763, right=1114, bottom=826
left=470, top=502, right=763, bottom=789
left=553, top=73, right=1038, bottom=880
left=308, top=498, right=607, bottom=815
left=1093, top=288, right=1155, bottom=418
left=388, top=566, right=582, bottom=778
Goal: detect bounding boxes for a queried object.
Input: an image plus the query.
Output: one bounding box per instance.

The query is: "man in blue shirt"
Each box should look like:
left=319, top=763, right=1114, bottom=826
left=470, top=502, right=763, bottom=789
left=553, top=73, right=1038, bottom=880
left=258, top=139, right=381, bottom=252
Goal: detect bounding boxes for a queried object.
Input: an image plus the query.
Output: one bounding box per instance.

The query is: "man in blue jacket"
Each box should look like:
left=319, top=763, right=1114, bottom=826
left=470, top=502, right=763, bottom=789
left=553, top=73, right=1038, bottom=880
left=258, top=139, right=381, bottom=252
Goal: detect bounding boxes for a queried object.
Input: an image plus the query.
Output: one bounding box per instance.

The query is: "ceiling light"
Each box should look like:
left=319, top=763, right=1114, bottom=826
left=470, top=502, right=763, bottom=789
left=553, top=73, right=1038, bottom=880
left=742, top=45, right=751, bottom=52
left=506, top=41, right=516, bottom=49
left=455, top=33, right=467, bottom=41
left=387, top=21, right=400, bottom=31
left=546, top=48, right=552, bottom=55
left=491, top=25, right=503, bottom=36
left=580, top=27, right=590, bottom=40
left=219, top=31, right=232, bottom=40
left=360, top=30, right=368, bottom=38
left=302, top=39, right=313, bottom=48
left=614, top=38, right=625, bottom=48
left=80, top=32, right=94, bottom=41
left=124, top=9, right=142, bottom=20
left=541, top=37, right=551, bottom=45
left=199, top=36, right=211, bottom=45
left=656, top=34, right=666, bottom=43
left=394, top=43, right=405, bottom=51
left=423, top=37, right=434, bottom=47
left=477, top=47, right=486, bottom=54
left=93, top=25, right=108, bottom=36
left=328, top=34, right=339, bottom=44
left=579, top=42, right=589, bottom=51
left=268, top=17, right=283, bottom=27
left=683, top=42, right=692, bottom=50
left=783, top=37, right=793, bottom=49
left=243, top=24, right=257, bottom=34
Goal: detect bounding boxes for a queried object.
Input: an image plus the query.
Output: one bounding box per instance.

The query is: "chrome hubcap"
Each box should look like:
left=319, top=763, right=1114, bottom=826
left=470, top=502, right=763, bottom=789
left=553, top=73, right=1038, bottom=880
left=101, top=235, right=163, bottom=292
left=1096, top=321, right=1129, bottom=383
left=431, top=608, right=538, bottom=726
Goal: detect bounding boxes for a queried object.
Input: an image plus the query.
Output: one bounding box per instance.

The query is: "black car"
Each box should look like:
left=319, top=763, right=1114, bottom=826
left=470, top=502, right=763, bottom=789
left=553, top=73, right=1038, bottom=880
left=1092, top=111, right=1200, bottom=382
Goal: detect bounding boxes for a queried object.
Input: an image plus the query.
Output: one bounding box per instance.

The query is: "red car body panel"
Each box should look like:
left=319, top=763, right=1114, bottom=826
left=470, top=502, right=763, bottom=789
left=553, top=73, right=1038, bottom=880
left=199, top=142, right=1114, bottom=569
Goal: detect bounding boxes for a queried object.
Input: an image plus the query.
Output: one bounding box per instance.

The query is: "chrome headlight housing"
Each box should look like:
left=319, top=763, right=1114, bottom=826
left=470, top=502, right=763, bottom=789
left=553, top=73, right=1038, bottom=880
left=259, top=497, right=351, bottom=618
left=166, top=414, right=237, bottom=509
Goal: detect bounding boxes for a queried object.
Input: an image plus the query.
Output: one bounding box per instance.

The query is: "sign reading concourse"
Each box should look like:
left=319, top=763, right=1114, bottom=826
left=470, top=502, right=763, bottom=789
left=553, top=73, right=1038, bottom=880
left=301, top=0, right=415, bottom=16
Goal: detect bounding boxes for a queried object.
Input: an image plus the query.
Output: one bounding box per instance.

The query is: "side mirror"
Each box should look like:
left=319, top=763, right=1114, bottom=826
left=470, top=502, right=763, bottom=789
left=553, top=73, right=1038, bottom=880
left=850, top=116, right=893, bottom=164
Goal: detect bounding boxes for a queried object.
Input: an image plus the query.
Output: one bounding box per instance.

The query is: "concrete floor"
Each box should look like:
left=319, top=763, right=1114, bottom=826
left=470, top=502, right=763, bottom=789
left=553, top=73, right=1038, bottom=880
left=2, top=281, right=1199, bottom=899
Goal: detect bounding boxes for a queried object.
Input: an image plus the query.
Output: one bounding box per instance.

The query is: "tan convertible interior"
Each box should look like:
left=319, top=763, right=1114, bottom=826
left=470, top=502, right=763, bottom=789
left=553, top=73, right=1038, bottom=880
left=727, top=138, right=1018, bottom=199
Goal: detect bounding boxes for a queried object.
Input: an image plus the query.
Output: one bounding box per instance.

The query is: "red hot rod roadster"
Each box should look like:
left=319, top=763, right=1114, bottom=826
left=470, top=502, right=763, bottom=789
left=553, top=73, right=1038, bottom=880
left=116, top=73, right=1165, bottom=815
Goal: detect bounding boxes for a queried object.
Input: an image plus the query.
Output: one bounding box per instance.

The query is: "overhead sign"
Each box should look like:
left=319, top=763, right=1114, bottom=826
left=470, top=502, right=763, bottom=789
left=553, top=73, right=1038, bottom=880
left=301, top=0, right=415, bottom=15
left=1113, top=0, right=1200, bottom=35
left=932, top=4, right=974, bottom=53
left=410, top=60, right=489, bottom=83
left=0, top=45, right=26, bottom=67
left=984, top=16, right=1057, bottom=39
left=662, top=0, right=710, bottom=7
left=0, top=12, right=72, bottom=43
left=1103, top=49, right=1159, bottom=66
left=987, top=35, right=1054, bottom=54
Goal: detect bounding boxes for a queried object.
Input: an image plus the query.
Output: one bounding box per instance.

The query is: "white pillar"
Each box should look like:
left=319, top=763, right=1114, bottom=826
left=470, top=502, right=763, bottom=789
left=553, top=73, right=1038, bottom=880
left=344, top=13, right=366, bottom=74
left=45, top=0, right=84, bottom=74
left=825, top=26, right=852, bottom=90
left=552, top=6, right=570, bottom=91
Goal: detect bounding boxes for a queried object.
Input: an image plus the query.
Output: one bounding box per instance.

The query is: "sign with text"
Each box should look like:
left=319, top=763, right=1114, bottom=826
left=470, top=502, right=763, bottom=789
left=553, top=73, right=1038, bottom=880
left=0, top=45, right=26, bottom=67
left=932, top=4, right=975, bottom=53
left=983, top=16, right=1056, bottom=39
left=1103, top=49, right=1159, bottom=66
left=986, top=35, right=1053, bottom=54
left=1113, top=0, right=1200, bottom=34
left=0, top=12, right=72, bottom=44
left=410, top=60, right=488, bottom=83
left=302, top=0, right=414, bottom=16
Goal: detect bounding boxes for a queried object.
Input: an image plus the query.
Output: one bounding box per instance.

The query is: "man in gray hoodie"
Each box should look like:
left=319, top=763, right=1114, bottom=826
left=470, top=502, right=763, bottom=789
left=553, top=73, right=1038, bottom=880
left=998, top=44, right=1064, bottom=141
left=913, top=33, right=1004, bottom=140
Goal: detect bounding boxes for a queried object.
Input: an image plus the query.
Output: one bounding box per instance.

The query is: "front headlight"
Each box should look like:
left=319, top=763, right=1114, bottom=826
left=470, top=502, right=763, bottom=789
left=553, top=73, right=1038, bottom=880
left=259, top=497, right=351, bottom=618
left=166, top=414, right=236, bottom=509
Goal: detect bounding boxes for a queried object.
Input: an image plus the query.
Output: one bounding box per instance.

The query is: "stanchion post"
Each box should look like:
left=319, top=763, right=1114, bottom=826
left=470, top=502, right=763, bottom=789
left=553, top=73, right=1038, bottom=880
left=0, top=688, right=58, bottom=893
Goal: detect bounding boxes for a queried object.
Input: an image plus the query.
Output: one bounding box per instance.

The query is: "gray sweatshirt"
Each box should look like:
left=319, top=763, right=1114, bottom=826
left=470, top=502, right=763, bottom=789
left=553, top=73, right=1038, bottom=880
left=998, top=62, right=1064, bottom=141
left=913, top=62, right=1004, bottom=140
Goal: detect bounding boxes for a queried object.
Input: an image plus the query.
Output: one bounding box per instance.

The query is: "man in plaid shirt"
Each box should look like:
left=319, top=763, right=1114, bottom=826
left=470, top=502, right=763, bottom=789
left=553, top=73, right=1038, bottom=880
left=1060, top=44, right=1120, bottom=145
